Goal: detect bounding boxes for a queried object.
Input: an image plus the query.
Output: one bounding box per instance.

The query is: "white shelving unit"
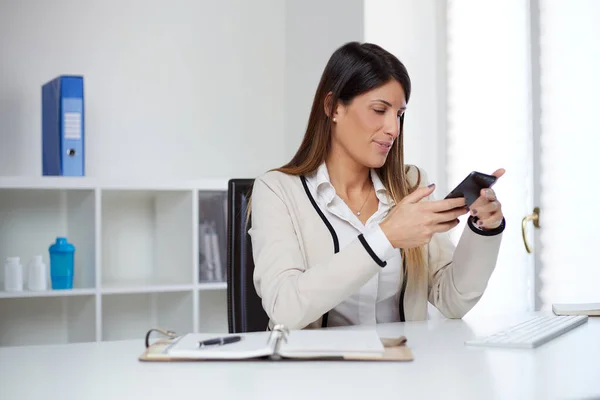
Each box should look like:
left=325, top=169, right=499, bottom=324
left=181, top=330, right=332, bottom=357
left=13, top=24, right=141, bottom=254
left=0, top=177, right=230, bottom=347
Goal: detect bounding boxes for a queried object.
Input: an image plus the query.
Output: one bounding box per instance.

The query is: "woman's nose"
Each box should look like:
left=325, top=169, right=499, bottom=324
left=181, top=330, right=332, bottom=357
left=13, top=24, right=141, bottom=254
left=384, top=114, right=400, bottom=139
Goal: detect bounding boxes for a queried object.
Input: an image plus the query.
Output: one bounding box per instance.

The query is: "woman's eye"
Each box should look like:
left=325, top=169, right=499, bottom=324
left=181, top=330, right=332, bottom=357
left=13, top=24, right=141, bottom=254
left=374, top=109, right=386, bottom=114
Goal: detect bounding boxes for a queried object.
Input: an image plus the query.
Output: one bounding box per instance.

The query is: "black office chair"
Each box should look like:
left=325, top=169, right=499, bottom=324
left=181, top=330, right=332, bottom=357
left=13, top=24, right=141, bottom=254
left=226, top=179, right=270, bottom=333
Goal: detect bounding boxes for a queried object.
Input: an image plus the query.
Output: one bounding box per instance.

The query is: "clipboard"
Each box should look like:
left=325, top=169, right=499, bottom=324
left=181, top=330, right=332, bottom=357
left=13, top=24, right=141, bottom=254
left=139, top=325, right=414, bottom=362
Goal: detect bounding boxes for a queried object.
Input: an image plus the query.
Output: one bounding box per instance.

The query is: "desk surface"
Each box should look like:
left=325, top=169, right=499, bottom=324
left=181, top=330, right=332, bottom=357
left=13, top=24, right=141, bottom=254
left=1, top=312, right=598, bottom=400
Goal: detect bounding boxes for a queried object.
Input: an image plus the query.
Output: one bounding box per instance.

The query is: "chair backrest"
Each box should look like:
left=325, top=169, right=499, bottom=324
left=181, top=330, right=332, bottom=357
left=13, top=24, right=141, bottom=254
left=226, top=179, right=270, bottom=333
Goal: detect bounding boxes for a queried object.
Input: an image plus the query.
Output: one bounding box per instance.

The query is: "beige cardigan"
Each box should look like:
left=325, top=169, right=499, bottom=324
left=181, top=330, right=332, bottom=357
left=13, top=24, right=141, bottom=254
left=248, top=166, right=504, bottom=330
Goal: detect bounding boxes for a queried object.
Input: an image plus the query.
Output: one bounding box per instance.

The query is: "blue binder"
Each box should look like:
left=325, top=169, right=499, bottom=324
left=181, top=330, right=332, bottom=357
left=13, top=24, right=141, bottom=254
left=42, top=75, right=85, bottom=176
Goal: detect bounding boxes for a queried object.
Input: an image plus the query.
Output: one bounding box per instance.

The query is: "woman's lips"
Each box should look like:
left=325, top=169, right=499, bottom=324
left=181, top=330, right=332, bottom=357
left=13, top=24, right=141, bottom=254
left=373, top=140, right=392, bottom=152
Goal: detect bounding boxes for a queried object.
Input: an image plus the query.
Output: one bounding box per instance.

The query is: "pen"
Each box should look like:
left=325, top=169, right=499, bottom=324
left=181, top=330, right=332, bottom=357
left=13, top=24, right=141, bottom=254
left=198, top=336, right=242, bottom=348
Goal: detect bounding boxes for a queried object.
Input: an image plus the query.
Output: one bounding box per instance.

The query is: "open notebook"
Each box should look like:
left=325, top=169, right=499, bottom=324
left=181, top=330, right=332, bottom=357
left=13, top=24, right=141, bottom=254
left=139, top=325, right=413, bottom=362
left=552, top=303, right=600, bottom=316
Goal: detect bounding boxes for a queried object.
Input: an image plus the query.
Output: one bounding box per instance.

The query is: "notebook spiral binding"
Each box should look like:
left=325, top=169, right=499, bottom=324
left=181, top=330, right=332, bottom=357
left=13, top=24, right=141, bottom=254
left=268, top=324, right=290, bottom=360
left=145, top=328, right=178, bottom=348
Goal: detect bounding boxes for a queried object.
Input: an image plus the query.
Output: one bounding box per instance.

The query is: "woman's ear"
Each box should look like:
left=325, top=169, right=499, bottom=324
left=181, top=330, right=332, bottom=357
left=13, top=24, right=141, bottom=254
left=324, top=92, right=341, bottom=121
left=324, top=92, right=334, bottom=118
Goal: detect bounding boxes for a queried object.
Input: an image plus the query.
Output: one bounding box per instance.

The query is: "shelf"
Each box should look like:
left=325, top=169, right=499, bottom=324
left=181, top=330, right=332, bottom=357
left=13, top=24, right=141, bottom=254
left=101, top=190, right=194, bottom=287
left=0, top=177, right=95, bottom=190
left=198, top=191, right=228, bottom=283
left=0, top=295, right=95, bottom=347
left=0, top=288, right=96, bottom=299
left=0, top=181, right=230, bottom=346
left=197, top=282, right=227, bottom=291
left=101, top=283, right=194, bottom=295
left=102, top=291, right=193, bottom=341
left=0, top=283, right=227, bottom=296
left=198, top=290, right=228, bottom=333
left=0, top=176, right=228, bottom=191
left=0, top=188, right=96, bottom=290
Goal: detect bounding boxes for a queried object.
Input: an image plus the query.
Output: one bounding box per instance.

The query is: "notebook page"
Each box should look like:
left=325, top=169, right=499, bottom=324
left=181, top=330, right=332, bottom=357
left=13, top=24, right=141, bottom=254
left=278, top=329, right=384, bottom=358
left=167, top=331, right=274, bottom=359
left=553, top=303, right=600, bottom=315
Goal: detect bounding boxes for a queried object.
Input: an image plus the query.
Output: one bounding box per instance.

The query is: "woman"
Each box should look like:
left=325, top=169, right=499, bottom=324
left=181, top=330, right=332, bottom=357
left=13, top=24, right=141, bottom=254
left=249, top=42, right=505, bottom=330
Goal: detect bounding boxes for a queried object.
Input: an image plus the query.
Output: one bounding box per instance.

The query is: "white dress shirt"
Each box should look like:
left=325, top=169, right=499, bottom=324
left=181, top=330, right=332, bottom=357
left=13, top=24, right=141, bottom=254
left=305, top=162, right=402, bottom=327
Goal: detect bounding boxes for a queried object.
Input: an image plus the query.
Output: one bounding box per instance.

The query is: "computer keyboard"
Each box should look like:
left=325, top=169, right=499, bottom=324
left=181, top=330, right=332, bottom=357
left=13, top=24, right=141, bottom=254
left=465, top=315, right=588, bottom=349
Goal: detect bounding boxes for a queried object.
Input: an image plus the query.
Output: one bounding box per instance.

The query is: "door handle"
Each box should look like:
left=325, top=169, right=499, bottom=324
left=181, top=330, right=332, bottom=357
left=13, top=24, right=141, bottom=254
left=521, top=207, right=540, bottom=254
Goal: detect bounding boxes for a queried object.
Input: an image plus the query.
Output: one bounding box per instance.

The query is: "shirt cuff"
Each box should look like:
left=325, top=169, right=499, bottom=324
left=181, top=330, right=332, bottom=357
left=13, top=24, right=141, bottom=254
left=362, top=225, right=397, bottom=262
left=467, top=216, right=506, bottom=236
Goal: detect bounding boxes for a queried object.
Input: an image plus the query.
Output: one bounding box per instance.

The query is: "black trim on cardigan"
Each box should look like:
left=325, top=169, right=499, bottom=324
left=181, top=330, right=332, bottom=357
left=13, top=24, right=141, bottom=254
left=300, top=175, right=339, bottom=328
left=399, top=257, right=408, bottom=322
left=300, top=176, right=340, bottom=253
left=468, top=216, right=506, bottom=236
left=358, top=234, right=387, bottom=267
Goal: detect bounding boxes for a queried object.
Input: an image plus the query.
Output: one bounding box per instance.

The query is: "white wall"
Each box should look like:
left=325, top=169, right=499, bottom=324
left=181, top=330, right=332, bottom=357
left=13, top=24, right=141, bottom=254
left=364, top=0, right=446, bottom=191
left=0, top=1, right=443, bottom=182
left=284, top=0, right=445, bottom=181
left=0, top=0, right=286, bottom=180
left=283, top=0, right=364, bottom=161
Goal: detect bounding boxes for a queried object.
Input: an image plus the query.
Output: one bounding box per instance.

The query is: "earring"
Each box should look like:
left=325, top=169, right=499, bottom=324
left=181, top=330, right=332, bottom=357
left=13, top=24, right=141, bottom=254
left=332, top=117, right=337, bottom=122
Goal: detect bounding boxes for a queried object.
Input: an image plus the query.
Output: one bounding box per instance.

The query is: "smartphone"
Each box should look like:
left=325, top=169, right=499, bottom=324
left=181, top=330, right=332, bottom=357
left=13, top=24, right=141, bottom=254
left=445, top=171, right=497, bottom=207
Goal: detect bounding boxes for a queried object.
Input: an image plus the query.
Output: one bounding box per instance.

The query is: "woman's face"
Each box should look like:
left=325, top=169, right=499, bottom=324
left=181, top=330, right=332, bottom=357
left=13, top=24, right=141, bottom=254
left=330, top=79, right=407, bottom=169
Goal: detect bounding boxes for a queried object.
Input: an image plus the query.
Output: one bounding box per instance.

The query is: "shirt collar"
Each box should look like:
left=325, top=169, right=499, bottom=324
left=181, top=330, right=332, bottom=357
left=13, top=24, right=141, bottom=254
left=370, top=169, right=393, bottom=206
left=307, top=162, right=393, bottom=206
left=313, top=162, right=336, bottom=205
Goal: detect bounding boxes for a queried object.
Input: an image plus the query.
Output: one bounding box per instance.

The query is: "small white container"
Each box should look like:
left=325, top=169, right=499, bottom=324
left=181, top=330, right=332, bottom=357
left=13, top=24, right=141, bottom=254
left=27, top=256, right=48, bottom=291
left=4, top=257, right=23, bottom=292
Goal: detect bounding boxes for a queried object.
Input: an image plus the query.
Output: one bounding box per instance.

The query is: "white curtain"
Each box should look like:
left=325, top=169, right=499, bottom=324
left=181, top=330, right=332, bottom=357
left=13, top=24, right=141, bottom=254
left=446, top=0, right=534, bottom=317
left=538, top=0, right=600, bottom=307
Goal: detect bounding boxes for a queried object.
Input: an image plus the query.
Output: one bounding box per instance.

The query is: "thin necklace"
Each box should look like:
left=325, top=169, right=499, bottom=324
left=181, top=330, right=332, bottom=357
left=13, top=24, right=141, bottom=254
left=355, top=185, right=373, bottom=216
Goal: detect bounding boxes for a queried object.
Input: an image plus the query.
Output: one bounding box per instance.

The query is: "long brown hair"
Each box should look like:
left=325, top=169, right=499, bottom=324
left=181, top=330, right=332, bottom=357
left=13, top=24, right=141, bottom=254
left=261, top=42, right=426, bottom=283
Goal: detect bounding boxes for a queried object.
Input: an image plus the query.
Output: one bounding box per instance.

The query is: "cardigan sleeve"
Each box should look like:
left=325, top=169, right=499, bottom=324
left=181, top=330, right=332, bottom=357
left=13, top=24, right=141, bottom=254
left=248, top=173, right=392, bottom=330
left=415, top=168, right=504, bottom=318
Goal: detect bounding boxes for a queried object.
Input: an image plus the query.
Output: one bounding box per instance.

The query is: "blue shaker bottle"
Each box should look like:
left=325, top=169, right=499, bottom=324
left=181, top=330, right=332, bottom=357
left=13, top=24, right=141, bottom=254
left=49, top=237, right=75, bottom=289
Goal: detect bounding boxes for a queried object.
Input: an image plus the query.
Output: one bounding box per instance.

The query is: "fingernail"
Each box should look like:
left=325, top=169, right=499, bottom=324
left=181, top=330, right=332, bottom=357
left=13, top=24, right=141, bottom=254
left=427, top=183, right=435, bottom=188
left=477, top=220, right=484, bottom=226
left=471, top=209, right=478, bottom=215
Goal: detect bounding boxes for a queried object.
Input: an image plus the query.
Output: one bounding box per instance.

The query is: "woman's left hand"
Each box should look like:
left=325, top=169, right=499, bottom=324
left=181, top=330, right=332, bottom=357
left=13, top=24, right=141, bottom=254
left=469, top=168, right=505, bottom=230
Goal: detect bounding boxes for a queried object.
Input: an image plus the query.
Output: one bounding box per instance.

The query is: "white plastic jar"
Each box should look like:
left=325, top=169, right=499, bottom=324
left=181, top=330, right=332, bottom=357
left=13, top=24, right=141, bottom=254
left=4, top=257, right=23, bottom=291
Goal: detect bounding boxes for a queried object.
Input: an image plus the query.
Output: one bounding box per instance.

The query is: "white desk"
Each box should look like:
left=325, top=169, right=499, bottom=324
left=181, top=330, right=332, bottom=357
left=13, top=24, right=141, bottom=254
left=0, top=312, right=598, bottom=400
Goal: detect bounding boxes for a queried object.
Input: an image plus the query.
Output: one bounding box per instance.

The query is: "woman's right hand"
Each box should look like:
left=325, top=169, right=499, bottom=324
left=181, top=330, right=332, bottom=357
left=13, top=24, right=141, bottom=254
left=380, top=184, right=468, bottom=249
